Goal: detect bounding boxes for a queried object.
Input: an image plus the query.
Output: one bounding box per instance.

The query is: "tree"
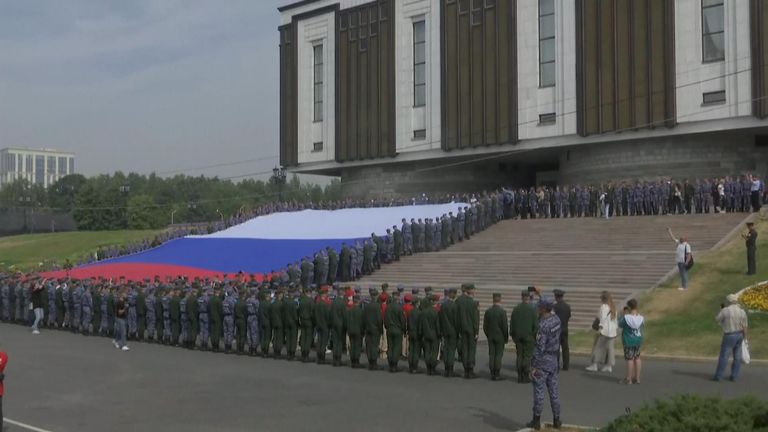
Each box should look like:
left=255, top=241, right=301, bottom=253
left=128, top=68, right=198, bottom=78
left=126, top=194, right=163, bottom=229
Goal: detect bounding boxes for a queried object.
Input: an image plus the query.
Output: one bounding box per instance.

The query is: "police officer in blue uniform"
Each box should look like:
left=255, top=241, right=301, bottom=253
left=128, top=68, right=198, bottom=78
left=528, top=296, right=562, bottom=430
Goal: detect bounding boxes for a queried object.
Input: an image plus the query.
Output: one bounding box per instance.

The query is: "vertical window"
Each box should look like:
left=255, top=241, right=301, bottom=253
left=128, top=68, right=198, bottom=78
left=539, top=0, right=555, bottom=87
left=58, top=156, right=67, bottom=175
left=47, top=156, right=56, bottom=174
left=10, top=153, right=16, bottom=172
left=413, top=20, right=426, bottom=107
left=17, top=154, right=21, bottom=172
left=35, top=155, right=44, bottom=185
left=26, top=155, right=33, bottom=173
left=313, top=44, right=323, bottom=122
left=702, top=0, right=724, bottom=62
left=69, top=157, right=75, bottom=174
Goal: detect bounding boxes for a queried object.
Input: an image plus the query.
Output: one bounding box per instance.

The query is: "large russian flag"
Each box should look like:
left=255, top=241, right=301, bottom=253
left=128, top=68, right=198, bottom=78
left=44, top=203, right=464, bottom=282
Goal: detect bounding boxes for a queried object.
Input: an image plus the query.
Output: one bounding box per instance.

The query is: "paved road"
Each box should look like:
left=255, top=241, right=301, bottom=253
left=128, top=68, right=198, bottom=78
left=0, top=323, right=765, bottom=432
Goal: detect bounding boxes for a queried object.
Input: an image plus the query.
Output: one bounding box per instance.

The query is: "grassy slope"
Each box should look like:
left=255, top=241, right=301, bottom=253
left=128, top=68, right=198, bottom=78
left=0, top=230, right=161, bottom=271
left=570, top=219, right=768, bottom=359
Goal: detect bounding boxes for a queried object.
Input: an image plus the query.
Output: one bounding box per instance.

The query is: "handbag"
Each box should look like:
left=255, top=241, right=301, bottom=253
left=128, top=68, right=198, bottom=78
left=742, top=339, right=751, bottom=365
left=592, top=317, right=600, bottom=331
left=685, top=254, right=694, bottom=270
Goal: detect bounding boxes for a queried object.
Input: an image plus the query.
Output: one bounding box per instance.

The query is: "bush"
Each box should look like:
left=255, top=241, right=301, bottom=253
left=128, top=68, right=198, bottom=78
left=601, top=394, right=768, bottom=432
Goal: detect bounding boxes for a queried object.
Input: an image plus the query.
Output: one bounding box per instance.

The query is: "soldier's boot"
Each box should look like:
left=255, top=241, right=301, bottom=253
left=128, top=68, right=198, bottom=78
left=526, top=416, right=541, bottom=430
left=495, top=370, right=505, bottom=381
left=224, top=344, right=231, bottom=354
left=201, top=341, right=209, bottom=351
left=137, top=334, right=143, bottom=342
left=552, top=418, right=562, bottom=429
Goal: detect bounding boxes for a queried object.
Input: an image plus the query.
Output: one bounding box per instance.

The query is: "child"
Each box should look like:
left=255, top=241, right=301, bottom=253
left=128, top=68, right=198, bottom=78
left=619, top=299, right=644, bottom=384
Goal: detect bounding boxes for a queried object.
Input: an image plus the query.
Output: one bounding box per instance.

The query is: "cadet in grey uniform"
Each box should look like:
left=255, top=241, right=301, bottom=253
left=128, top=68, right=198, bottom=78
left=246, top=289, right=260, bottom=356
left=528, top=297, right=562, bottom=430
left=402, top=218, right=413, bottom=256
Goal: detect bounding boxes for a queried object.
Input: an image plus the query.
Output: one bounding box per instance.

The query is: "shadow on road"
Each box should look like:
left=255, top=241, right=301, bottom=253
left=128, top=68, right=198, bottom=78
left=580, top=371, right=621, bottom=383
left=671, top=369, right=714, bottom=381
left=469, top=407, right=524, bottom=431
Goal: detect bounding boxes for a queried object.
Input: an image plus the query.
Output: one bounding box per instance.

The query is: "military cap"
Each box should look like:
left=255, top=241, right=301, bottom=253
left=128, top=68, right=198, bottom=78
left=553, top=289, right=565, bottom=297
left=424, top=286, right=433, bottom=293
left=403, top=294, right=413, bottom=303
left=461, top=283, right=476, bottom=291
left=521, top=289, right=531, bottom=298
left=538, top=297, right=555, bottom=311
left=448, top=288, right=458, bottom=295
left=492, top=293, right=502, bottom=301
left=397, top=284, right=405, bottom=292
left=411, top=288, right=420, bottom=294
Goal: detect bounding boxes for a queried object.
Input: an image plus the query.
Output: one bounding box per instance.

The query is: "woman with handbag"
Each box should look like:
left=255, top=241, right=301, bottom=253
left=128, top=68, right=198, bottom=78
left=586, top=291, right=618, bottom=373
left=668, top=228, right=693, bottom=291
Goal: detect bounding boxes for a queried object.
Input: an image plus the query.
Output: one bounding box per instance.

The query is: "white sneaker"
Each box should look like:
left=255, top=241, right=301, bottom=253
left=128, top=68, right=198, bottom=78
left=601, top=366, right=613, bottom=373
left=121, top=346, right=130, bottom=351
left=678, top=287, right=686, bottom=291
left=32, top=329, right=40, bottom=335
left=112, top=340, right=119, bottom=348
left=585, top=364, right=598, bottom=372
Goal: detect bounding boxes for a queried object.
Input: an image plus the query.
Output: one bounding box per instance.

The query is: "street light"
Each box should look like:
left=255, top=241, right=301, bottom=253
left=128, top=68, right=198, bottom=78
left=170, top=209, right=177, bottom=225
left=216, top=208, right=224, bottom=223
left=271, top=166, right=287, bottom=201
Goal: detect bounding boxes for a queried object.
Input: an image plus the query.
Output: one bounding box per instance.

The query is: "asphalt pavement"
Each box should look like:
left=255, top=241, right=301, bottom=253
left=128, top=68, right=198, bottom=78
left=0, top=323, right=766, bottom=432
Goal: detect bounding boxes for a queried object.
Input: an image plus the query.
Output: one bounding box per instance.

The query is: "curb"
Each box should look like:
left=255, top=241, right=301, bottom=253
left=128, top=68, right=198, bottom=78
left=516, top=425, right=596, bottom=432
left=567, top=350, right=768, bottom=365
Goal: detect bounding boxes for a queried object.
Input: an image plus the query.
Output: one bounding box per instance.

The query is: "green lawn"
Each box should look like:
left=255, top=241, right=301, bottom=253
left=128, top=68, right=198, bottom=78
left=570, top=218, right=768, bottom=360
left=0, top=230, right=161, bottom=271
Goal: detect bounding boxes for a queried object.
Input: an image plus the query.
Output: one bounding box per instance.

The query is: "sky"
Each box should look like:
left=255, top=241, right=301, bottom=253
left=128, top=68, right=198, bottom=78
left=0, top=1, right=312, bottom=181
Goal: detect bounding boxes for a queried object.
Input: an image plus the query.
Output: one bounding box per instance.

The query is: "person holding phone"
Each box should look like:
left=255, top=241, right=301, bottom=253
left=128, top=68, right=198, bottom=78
left=668, top=227, right=692, bottom=291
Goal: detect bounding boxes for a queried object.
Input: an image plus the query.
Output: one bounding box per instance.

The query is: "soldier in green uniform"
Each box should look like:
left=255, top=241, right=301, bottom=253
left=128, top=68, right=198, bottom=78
left=330, top=288, right=347, bottom=366
left=170, top=288, right=181, bottom=346
left=136, top=286, right=146, bottom=342
left=420, top=294, right=441, bottom=376
left=439, top=288, right=459, bottom=377
left=483, top=293, right=509, bottom=381
left=393, top=226, right=403, bottom=261
left=298, top=287, right=314, bottom=362
left=456, top=283, right=480, bottom=379
left=92, top=286, right=102, bottom=336
left=327, top=248, right=339, bottom=284
left=345, top=294, right=364, bottom=368
left=270, top=289, right=285, bottom=358
left=314, top=287, right=331, bottom=364
left=259, top=289, right=272, bottom=357
left=363, top=290, right=383, bottom=370
left=384, top=290, right=406, bottom=372
left=209, top=285, right=224, bottom=352
left=282, top=289, right=299, bottom=360
left=55, top=282, right=65, bottom=328
left=186, top=287, right=199, bottom=349
left=510, top=289, right=538, bottom=383
left=154, top=287, right=164, bottom=343
left=406, top=295, right=421, bottom=374
left=235, top=289, right=248, bottom=355
left=340, top=244, right=351, bottom=282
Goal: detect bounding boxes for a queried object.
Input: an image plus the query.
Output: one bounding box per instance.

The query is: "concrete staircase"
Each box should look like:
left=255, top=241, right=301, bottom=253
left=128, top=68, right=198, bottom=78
left=361, top=213, right=749, bottom=330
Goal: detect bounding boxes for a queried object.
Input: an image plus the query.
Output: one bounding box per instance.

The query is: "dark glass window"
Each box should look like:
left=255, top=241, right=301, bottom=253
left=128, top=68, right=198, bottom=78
left=702, top=0, right=724, bottom=62
left=413, top=21, right=426, bottom=107
left=539, top=0, right=555, bottom=87
left=313, top=44, right=323, bottom=122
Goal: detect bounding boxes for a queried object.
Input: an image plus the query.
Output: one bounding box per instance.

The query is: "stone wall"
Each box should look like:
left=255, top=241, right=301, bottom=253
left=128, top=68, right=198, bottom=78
left=558, top=131, right=768, bottom=185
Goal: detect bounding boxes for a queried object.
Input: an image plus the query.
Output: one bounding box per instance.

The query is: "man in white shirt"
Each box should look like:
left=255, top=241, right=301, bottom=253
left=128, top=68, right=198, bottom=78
left=713, top=294, right=748, bottom=381
left=667, top=228, right=692, bottom=291
left=751, top=175, right=763, bottom=212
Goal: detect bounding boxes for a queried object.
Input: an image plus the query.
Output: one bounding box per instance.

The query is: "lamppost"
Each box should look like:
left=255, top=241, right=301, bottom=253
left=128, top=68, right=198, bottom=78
left=119, top=184, right=131, bottom=229
left=216, top=208, right=224, bottom=223
left=170, top=209, right=177, bottom=225
left=271, top=166, right=287, bottom=201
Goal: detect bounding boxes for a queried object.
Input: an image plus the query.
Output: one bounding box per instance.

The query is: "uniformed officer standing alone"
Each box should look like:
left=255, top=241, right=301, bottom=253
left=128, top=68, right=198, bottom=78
left=742, top=222, right=758, bottom=275
left=528, top=297, right=562, bottom=430
left=483, top=293, right=508, bottom=381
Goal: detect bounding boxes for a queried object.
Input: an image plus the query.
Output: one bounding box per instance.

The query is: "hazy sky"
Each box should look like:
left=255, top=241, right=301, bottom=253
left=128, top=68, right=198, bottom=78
left=0, top=1, right=305, bottom=180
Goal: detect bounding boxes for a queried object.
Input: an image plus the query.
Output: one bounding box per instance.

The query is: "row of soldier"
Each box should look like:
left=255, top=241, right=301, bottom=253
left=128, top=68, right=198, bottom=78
left=281, top=199, right=504, bottom=287
left=501, top=174, right=763, bottom=219
left=1, top=275, right=564, bottom=384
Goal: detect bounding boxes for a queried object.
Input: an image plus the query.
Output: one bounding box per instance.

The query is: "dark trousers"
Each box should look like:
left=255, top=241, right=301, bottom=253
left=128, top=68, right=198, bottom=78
left=272, top=326, right=284, bottom=355
left=752, top=192, right=762, bottom=212
left=349, top=334, right=363, bottom=363
left=423, top=338, right=438, bottom=368
left=442, top=336, right=457, bottom=369
left=316, top=328, right=329, bottom=361
left=260, top=325, right=271, bottom=353
left=300, top=325, right=313, bottom=357
left=408, top=337, right=421, bottom=370
left=365, top=332, right=380, bottom=365
left=559, top=331, right=570, bottom=370
left=460, top=332, right=477, bottom=370
left=515, top=339, right=534, bottom=382
left=284, top=327, right=297, bottom=356
left=387, top=332, right=402, bottom=366
left=748, top=247, right=757, bottom=275
left=331, top=327, right=345, bottom=360
left=488, top=340, right=505, bottom=372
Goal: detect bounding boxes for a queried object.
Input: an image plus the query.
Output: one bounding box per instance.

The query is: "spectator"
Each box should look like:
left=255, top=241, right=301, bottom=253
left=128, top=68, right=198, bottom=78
left=31, top=279, right=45, bottom=334
left=751, top=175, right=763, bottom=212
left=667, top=228, right=692, bottom=291
left=713, top=294, right=748, bottom=382
left=619, top=299, right=644, bottom=385
left=586, top=291, right=618, bottom=373
left=113, top=291, right=130, bottom=351
left=0, top=349, right=6, bottom=428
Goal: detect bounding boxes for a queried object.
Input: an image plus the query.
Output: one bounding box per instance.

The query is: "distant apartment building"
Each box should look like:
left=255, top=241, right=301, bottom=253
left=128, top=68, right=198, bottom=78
left=0, top=148, right=76, bottom=189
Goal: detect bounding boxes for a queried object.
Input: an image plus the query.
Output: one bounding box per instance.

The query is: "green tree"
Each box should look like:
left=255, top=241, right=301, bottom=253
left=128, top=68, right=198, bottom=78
left=127, top=194, right=163, bottom=229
